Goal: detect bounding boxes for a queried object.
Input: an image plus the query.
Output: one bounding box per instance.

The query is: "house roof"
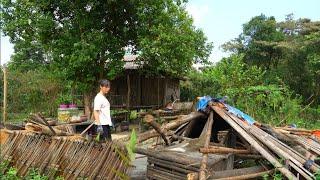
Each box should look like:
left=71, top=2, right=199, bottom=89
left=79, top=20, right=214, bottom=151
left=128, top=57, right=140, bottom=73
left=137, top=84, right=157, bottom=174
left=123, top=54, right=140, bottom=69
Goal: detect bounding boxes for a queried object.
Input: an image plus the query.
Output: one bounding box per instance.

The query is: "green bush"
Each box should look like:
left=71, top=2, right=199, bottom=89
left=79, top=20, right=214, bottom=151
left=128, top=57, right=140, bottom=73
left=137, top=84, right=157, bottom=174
left=181, top=55, right=320, bottom=128
left=0, top=163, right=59, bottom=180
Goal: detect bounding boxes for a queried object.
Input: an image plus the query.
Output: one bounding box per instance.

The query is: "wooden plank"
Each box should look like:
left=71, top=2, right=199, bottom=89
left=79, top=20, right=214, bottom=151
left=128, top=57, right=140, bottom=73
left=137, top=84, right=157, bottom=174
left=151, top=164, right=188, bottom=178
left=135, top=147, right=201, bottom=166
left=147, top=165, right=185, bottom=180
left=148, top=157, right=197, bottom=173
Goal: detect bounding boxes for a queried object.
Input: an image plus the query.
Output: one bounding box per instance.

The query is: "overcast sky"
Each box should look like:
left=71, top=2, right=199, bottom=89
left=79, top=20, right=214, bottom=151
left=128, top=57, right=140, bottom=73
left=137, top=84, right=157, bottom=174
left=1, top=0, right=320, bottom=65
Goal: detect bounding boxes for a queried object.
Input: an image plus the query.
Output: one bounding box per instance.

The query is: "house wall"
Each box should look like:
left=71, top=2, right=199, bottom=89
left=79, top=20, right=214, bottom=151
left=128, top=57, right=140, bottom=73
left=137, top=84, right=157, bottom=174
left=109, top=71, right=180, bottom=109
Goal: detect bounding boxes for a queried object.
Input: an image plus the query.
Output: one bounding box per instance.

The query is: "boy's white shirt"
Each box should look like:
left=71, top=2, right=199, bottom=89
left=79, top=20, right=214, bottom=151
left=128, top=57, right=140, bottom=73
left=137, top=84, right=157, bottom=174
left=94, top=93, right=112, bottom=126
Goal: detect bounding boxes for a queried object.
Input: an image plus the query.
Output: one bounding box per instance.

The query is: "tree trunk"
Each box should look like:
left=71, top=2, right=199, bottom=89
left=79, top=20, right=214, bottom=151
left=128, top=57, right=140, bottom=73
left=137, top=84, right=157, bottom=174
left=84, top=92, right=93, bottom=119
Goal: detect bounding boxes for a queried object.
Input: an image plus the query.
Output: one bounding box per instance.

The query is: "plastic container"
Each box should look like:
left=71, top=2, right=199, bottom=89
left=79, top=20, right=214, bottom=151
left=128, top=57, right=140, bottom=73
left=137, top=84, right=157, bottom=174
left=69, top=104, right=77, bottom=108
left=57, top=108, right=71, bottom=122
left=59, top=104, right=68, bottom=109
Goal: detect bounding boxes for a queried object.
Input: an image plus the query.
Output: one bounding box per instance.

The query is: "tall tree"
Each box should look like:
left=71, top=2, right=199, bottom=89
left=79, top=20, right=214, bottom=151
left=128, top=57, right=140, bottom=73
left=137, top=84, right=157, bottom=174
left=1, top=0, right=212, bottom=113
left=222, top=14, right=320, bottom=105
left=223, top=14, right=284, bottom=69
left=135, top=1, right=212, bottom=76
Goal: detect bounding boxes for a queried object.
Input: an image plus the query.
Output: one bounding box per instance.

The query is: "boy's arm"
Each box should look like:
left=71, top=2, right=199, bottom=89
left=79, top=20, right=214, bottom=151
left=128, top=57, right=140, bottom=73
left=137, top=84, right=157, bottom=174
left=93, top=110, right=100, bottom=124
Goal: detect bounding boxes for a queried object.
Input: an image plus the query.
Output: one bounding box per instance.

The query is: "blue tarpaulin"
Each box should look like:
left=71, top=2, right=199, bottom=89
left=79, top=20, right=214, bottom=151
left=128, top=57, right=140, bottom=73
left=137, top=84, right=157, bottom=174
left=196, top=96, right=255, bottom=125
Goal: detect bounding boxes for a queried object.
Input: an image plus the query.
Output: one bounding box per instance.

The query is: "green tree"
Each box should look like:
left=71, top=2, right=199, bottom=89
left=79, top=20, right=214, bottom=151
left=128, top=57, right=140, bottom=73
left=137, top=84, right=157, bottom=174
left=135, top=1, right=212, bottom=76
left=275, top=17, right=320, bottom=105
left=223, top=14, right=320, bottom=106
left=2, top=0, right=212, bottom=114
left=223, top=14, right=285, bottom=69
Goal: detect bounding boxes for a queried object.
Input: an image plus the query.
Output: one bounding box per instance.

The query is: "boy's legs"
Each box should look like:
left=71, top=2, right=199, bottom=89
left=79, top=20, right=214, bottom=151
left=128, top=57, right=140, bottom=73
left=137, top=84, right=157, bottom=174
left=102, top=125, right=112, bottom=140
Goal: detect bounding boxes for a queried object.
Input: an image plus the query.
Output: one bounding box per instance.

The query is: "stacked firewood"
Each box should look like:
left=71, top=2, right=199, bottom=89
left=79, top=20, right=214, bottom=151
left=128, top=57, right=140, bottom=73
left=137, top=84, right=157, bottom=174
left=25, top=113, right=74, bottom=135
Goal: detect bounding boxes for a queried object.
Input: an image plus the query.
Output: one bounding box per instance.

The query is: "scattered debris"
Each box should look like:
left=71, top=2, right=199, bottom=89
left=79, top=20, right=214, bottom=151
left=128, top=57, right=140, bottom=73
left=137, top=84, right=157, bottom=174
left=133, top=97, right=320, bottom=180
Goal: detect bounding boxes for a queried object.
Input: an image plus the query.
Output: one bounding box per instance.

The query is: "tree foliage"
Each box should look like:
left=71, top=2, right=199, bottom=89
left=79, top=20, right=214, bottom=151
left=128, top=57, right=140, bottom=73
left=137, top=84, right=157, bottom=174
left=0, top=69, right=63, bottom=121
left=135, top=1, right=212, bottom=76
left=222, top=14, right=320, bottom=106
left=1, top=0, right=212, bottom=91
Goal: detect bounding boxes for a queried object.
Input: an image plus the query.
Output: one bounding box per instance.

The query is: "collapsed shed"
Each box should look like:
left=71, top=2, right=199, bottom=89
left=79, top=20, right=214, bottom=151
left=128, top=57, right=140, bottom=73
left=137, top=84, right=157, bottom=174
left=135, top=97, right=320, bottom=180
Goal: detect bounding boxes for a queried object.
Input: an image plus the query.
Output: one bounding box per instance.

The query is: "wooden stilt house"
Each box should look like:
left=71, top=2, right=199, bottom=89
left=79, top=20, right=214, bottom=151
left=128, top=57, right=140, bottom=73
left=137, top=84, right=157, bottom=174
left=107, top=55, right=180, bottom=109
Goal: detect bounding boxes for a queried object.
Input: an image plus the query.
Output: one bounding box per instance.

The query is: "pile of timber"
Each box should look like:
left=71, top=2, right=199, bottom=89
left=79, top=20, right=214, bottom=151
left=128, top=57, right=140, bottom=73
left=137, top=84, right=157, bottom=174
left=133, top=102, right=320, bottom=180
left=136, top=147, right=227, bottom=180
left=3, top=113, right=90, bottom=136
left=211, top=104, right=320, bottom=180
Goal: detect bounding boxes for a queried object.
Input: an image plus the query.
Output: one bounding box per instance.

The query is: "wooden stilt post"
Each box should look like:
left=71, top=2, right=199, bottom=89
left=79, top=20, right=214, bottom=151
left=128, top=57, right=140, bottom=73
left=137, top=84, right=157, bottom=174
left=126, top=73, right=130, bottom=120
left=199, top=111, right=214, bottom=180
left=3, top=66, right=7, bottom=122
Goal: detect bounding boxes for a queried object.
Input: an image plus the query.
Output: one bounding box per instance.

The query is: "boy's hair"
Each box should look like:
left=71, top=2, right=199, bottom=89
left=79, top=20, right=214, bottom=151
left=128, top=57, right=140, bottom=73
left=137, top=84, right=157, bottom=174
left=99, top=79, right=111, bottom=87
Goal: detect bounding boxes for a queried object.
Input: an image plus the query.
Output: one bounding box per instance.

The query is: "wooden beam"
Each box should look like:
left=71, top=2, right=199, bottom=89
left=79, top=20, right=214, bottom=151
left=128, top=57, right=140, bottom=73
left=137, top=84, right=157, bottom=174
left=144, top=114, right=170, bottom=145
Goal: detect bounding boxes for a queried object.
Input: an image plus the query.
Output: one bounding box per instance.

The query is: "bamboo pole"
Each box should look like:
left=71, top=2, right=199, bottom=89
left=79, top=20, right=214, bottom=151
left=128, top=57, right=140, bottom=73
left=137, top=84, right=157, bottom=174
left=199, top=146, right=251, bottom=154
left=199, top=111, right=214, bottom=180
left=3, top=66, right=7, bottom=122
